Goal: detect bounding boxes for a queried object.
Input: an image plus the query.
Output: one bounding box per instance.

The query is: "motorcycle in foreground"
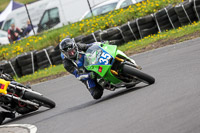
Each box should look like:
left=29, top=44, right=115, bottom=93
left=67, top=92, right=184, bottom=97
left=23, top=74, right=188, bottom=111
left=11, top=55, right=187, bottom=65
left=84, top=42, right=155, bottom=91
left=0, top=73, right=55, bottom=124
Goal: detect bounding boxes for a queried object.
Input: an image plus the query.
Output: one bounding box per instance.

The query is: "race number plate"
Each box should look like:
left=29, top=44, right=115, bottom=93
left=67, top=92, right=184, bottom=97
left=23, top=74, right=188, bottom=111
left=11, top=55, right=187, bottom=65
left=0, top=79, right=10, bottom=94
left=99, top=52, right=112, bottom=65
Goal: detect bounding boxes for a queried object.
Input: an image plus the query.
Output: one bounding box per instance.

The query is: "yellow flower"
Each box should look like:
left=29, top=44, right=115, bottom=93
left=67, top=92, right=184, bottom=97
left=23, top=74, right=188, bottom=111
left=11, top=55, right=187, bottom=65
left=136, top=3, right=141, bottom=7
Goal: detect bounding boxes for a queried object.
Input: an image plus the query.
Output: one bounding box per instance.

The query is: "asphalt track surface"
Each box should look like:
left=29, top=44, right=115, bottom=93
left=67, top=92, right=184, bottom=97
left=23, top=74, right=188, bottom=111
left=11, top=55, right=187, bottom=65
left=3, top=38, right=200, bottom=133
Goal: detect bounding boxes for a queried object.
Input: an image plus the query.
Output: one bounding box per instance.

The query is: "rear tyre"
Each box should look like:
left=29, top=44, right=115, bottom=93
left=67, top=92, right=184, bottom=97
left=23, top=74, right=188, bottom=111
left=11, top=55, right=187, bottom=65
left=23, top=92, right=56, bottom=108
left=122, top=64, right=155, bottom=85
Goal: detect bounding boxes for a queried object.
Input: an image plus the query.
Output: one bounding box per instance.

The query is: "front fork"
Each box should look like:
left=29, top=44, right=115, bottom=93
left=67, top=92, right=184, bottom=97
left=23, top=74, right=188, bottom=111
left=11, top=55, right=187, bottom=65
left=110, top=56, right=142, bottom=76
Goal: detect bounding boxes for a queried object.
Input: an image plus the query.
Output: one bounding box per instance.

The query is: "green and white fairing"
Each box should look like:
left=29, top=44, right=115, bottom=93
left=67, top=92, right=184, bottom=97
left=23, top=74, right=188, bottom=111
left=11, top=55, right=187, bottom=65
left=84, top=41, right=155, bottom=90
left=84, top=42, right=136, bottom=85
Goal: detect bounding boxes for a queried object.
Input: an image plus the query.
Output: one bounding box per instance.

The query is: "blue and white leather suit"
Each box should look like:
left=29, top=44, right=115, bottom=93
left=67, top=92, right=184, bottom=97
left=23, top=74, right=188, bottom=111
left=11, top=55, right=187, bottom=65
left=61, top=43, right=103, bottom=99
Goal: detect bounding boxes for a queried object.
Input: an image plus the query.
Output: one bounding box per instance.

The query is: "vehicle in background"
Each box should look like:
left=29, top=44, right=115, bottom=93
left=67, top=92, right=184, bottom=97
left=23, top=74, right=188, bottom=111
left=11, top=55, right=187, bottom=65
left=0, top=30, right=9, bottom=45
left=0, top=0, right=49, bottom=34
left=37, top=0, right=107, bottom=33
left=79, top=0, right=144, bottom=21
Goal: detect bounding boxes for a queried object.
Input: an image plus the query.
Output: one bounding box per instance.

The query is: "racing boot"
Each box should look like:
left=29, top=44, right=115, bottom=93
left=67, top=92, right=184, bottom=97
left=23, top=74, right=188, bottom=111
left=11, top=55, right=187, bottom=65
left=85, top=79, right=104, bottom=100
left=89, top=86, right=104, bottom=100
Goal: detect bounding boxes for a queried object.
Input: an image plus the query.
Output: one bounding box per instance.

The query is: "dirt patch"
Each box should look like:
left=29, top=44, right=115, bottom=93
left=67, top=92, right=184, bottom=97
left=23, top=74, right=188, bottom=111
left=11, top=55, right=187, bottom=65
left=23, top=31, right=200, bottom=85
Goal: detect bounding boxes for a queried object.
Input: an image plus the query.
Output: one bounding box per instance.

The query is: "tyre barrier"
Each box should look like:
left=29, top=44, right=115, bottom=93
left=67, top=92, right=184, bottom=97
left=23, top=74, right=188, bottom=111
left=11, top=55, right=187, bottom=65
left=49, top=49, right=62, bottom=65
left=154, top=5, right=181, bottom=32
left=175, top=0, right=197, bottom=26
left=99, top=27, right=125, bottom=46
left=81, top=30, right=102, bottom=44
left=1, top=0, right=200, bottom=78
left=121, top=20, right=141, bottom=42
left=74, top=35, right=85, bottom=43
left=0, top=47, right=63, bottom=77
left=0, top=59, right=21, bottom=78
left=137, top=14, right=158, bottom=38
left=35, top=46, right=54, bottom=70
left=193, top=0, right=200, bottom=21
left=17, top=51, right=37, bottom=76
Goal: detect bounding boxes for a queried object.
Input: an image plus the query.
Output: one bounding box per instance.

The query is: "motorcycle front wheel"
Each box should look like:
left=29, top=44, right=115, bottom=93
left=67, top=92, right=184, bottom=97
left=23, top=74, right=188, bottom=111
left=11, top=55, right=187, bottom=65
left=122, top=64, right=155, bottom=85
left=23, top=92, right=56, bottom=108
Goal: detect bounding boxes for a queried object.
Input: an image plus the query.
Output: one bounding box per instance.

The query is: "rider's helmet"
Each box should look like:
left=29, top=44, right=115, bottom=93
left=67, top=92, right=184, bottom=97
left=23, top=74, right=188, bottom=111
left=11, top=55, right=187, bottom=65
left=59, top=38, right=78, bottom=59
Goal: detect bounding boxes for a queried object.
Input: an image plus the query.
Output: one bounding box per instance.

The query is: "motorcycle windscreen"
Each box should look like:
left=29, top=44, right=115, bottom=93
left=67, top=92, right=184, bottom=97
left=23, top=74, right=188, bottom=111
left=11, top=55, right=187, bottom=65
left=84, top=45, right=113, bottom=77
left=84, top=45, right=102, bottom=66
left=84, top=45, right=113, bottom=66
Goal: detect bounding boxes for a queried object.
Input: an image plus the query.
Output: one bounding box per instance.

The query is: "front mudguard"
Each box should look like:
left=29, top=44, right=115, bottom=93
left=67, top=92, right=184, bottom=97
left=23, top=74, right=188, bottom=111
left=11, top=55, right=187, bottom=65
left=116, top=50, right=142, bottom=70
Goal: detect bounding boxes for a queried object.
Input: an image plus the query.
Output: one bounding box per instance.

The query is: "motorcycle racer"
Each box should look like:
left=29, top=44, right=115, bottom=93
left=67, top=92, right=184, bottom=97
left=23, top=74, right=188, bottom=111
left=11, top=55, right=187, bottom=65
left=0, top=66, right=38, bottom=124
left=59, top=38, right=104, bottom=100
left=0, top=66, right=15, bottom=124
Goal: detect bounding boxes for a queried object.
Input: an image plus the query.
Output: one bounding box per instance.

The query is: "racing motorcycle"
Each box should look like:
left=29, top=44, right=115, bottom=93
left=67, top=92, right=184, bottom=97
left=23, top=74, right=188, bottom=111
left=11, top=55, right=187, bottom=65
left=84, top=42, right=155, bottom=91
left=0, top=73, right=56, bottom=122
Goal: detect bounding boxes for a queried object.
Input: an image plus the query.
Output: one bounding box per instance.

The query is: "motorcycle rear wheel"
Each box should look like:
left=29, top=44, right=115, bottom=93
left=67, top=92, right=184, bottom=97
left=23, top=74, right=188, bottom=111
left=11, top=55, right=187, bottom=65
left=122, top=64, right=155, bottom=85
left=23, top=92, right=56, bottom=108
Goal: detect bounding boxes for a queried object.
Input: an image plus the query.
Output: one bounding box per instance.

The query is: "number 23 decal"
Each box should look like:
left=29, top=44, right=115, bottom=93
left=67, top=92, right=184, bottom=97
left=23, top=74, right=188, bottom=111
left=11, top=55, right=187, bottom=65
left=99, top=52, right=111, bottom=65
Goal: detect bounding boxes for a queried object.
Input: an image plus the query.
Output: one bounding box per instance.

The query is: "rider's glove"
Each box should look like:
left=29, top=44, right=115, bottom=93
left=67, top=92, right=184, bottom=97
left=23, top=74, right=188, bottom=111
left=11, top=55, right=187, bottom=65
left=73, top=70, right=95, bottom=81
left=89, top=72, right=95, bottom=79
left=77, top=74, right=90, bottom=81
left=77, top=72, right=95, bottom=81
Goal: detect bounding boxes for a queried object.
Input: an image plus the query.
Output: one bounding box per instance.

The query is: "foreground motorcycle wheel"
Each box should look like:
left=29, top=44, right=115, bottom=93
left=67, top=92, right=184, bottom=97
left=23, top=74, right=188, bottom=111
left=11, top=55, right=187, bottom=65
left=122, top=64, right=155, bottom=85
left=23, top=92, right=56, bottom=108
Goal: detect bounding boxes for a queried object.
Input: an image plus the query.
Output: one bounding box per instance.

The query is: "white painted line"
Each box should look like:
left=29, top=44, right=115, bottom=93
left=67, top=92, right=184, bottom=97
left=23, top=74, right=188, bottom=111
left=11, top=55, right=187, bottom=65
left=0, top=124, right=37, bottom=133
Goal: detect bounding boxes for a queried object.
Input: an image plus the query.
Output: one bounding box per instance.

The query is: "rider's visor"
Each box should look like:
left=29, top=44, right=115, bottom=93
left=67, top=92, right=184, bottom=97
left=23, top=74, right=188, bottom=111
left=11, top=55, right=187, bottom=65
left=63, top=49, right=76, bottom=58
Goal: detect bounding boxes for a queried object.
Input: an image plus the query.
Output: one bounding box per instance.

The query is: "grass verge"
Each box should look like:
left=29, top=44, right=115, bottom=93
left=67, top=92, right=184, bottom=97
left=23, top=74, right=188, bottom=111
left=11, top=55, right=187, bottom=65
left=14, top=21, right=200, bottom=85
left=15, top=65, right=67, bottom=84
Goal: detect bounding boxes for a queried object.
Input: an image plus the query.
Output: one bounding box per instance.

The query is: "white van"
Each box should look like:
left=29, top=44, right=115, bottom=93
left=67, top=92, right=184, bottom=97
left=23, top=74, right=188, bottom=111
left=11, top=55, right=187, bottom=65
left=0, top=0, right=49, bottom=33
left=37, top=0, right=107, bottom=33
left=0, top=30, right=9, bottom=45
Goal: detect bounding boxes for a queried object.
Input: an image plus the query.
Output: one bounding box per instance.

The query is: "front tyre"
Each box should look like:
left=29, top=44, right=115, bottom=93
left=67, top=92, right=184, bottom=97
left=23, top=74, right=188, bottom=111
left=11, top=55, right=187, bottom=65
left=122, top=64, right=155, bottom=85
left=23, top=92, right=56, bottom=108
